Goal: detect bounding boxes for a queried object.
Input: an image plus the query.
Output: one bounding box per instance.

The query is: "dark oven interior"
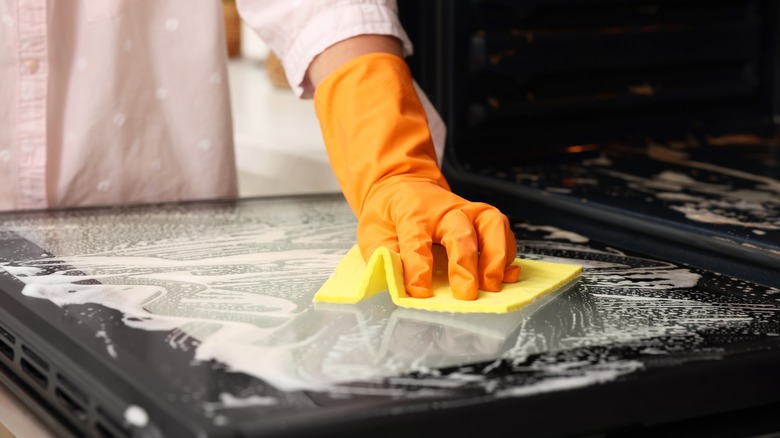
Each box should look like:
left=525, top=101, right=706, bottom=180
left=399, top=0, right=780, bottom=287
left=403, top=0, right=780, bottom=163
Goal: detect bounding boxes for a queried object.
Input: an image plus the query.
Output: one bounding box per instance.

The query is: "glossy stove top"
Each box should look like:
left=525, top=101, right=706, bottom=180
left=0, top=194, right=778, bottom=437
left=461, top=137, right=780, bottom=288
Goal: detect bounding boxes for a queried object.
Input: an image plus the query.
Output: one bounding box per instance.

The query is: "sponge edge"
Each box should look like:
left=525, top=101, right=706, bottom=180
left=314, top=244, right=583, bottom=314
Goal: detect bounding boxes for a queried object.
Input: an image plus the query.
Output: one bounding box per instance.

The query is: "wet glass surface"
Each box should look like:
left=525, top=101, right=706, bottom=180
left=478, top=140, right=780, bottom=258
left=0, top=194, right=779, bottom=434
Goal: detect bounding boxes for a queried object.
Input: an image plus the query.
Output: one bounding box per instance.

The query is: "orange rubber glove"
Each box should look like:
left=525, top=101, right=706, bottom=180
left=314, top=53, right=520, bottom=301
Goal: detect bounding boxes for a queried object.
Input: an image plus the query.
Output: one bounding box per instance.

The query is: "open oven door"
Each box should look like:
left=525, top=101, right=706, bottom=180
left=400, top=0, right=780, bottom=288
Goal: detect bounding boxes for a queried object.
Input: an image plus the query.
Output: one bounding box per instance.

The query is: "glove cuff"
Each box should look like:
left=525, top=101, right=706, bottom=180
left=314, top=52, right=450, bottom=216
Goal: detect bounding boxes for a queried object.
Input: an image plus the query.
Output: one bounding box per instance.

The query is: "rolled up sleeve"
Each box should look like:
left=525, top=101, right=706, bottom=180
left=237, top=0, right=413, bottom=98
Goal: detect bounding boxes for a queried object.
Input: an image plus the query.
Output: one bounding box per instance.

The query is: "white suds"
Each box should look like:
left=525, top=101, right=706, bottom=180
left=124, top=405, right=149, bottom=427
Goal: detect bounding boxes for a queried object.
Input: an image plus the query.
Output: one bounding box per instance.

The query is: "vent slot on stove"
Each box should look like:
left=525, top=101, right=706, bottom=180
left=0, top=322, right=14, bottom=344
left=0, top=336, right=13, bottom=362
left=0, top=318, right=132, bottom=438
left=20, top=357, right=48, bottom=388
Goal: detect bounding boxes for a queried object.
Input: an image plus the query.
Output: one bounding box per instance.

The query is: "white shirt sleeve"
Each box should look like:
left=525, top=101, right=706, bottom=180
left=236, top=0, right=446, bottom=165
left=236, top=0, right=413, bottom=99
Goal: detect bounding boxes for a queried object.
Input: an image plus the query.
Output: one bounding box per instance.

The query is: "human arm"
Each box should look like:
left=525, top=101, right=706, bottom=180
left=236, top=1, right=519, bottom=298
left=309, top=36, right=520, bottom=299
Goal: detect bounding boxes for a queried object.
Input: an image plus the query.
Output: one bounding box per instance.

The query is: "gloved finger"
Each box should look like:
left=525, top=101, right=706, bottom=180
left=396, top=215, right=434, bottom=298
left=436, top=209, right=479, bottom=301
left=503, top=221, right=521, bottom=283
left=357, top=220, right=400, bottom=261
left=504, top=264, right=521, bottom=283
left=473, top=208, right=515, bottom=292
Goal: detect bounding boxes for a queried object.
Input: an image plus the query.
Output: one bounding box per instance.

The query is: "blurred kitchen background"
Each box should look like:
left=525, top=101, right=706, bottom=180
left=222, top=0, right=340, bottom=198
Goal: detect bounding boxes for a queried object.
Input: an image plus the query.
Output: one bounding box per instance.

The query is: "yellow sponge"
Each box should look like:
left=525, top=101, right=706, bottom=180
left=314, top=244, right=582, bottom=314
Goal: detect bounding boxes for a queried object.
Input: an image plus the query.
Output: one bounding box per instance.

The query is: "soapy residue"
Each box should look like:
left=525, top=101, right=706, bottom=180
left=203, top=392, right=277, bottom=413
left=502, top=143, right=780, bottom=255
left=124, top=405, right=149, bottom=428
left=591, top=145, right=780, bottom=236
left=0, top=198, right=778, bottom=413
left=514, top=224, right=589, bottom=243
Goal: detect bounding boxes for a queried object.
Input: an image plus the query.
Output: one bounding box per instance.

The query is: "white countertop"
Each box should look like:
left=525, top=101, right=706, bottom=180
left=228, top=57, right=341, bottom=198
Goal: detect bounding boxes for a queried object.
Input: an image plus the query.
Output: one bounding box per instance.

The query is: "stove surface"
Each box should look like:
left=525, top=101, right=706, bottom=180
left=0, top=194, right=778, bottom=437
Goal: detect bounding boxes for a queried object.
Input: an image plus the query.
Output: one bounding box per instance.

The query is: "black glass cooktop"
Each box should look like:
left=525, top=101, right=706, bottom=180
left=0, top=194, right=779, bottom=437
left=456, top=136, right=780, bottom=288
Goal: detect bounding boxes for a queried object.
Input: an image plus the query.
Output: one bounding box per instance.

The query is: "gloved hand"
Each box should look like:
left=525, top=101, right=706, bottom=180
left=314, top=53, right=519, bottom=300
